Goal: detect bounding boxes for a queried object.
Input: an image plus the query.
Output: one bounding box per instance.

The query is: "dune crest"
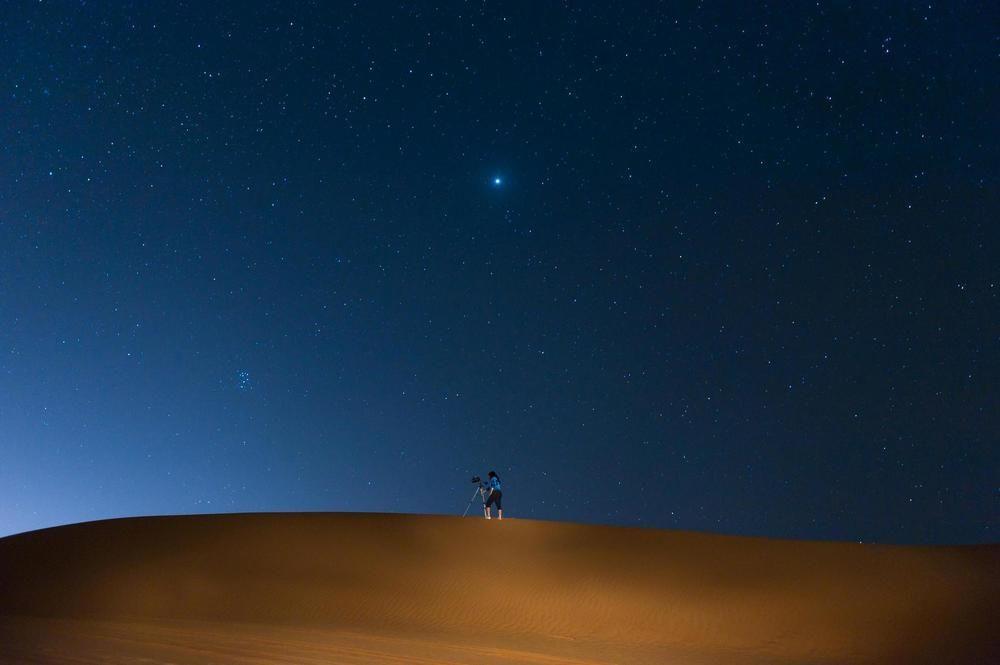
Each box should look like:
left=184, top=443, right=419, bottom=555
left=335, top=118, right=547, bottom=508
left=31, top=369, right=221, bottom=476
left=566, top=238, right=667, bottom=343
left=0, top=512, right=996, bottom=664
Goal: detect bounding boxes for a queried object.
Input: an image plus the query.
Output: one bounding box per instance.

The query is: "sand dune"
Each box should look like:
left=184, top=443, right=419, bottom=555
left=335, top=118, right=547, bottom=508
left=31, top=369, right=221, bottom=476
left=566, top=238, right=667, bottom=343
left=0, top=513, right=996, bottom=664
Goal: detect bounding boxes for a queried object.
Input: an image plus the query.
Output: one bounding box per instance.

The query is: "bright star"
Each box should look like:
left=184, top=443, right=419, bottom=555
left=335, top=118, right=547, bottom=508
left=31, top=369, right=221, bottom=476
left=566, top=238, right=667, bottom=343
left=492, top=176, right=502, bottom=186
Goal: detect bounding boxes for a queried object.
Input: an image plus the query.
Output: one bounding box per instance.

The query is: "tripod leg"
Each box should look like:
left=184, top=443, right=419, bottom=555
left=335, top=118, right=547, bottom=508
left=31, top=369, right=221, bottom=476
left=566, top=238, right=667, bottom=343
left=462, top=487, right=481, bottom=517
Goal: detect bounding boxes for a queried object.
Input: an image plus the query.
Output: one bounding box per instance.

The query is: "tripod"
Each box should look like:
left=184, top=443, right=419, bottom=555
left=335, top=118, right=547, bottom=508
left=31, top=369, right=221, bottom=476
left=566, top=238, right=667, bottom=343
left=462, top=483, right=487, bottom=517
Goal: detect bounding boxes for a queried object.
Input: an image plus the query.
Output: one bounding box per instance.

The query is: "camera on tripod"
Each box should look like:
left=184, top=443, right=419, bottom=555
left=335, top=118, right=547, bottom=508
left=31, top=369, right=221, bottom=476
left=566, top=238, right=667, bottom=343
left=463, top=476, right=488, bottom=516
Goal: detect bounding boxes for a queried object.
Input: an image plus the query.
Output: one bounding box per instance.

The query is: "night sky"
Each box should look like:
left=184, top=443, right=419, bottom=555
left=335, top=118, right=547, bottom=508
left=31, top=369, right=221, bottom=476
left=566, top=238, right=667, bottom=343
left=1, top=2, right=996, bottom=544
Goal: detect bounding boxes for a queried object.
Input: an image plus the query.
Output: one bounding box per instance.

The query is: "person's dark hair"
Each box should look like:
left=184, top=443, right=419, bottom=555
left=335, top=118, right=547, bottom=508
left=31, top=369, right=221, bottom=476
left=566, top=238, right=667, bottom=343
left=488, top=470, right=497, bottom=478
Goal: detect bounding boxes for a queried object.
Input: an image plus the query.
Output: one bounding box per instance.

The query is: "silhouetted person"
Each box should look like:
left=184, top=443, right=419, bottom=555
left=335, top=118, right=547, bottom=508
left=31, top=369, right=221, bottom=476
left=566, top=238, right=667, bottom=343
left=484, top=470, right=502, bottom=519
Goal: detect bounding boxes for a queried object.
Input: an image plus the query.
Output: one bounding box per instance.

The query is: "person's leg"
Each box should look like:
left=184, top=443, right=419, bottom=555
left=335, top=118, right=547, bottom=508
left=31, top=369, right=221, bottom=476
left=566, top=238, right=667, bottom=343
left=496, top=492, right=503, bottom=520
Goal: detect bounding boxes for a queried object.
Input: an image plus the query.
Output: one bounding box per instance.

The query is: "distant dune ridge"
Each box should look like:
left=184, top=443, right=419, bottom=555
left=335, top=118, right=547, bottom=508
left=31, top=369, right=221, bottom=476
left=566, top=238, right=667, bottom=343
left=0, top=513, right=996, bottom=664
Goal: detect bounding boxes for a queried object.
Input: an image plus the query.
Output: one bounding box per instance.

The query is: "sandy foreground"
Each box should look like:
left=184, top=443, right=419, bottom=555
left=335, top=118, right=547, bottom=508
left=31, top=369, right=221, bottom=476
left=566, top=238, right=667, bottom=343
left=0, top=513, right=996, bottom=664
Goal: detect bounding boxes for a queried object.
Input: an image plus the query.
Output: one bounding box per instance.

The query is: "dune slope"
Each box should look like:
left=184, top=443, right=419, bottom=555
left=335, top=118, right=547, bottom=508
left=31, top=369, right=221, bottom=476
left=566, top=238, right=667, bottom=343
left=0, top=513, right=996, bottom=664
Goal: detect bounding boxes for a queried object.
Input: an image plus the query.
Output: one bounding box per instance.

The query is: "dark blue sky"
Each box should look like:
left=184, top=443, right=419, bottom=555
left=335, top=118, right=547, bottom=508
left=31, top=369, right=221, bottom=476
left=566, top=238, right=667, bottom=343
left=1, top=2, right=996, bottom=543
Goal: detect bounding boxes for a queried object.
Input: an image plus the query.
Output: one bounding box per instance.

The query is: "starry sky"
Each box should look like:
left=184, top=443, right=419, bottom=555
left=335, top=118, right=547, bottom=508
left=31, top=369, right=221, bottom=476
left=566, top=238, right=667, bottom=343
left=1, top=2, right=996, bottom=544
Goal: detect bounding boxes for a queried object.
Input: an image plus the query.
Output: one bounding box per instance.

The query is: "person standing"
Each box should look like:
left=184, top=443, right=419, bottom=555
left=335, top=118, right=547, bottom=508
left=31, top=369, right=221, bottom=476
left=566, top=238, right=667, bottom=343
left=484, top=470, right=503, bottom=520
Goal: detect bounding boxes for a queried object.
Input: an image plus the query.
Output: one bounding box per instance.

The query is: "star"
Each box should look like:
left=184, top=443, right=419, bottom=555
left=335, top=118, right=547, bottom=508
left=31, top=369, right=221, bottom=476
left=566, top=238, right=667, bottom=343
left=491, top=176, right=503, bottom=187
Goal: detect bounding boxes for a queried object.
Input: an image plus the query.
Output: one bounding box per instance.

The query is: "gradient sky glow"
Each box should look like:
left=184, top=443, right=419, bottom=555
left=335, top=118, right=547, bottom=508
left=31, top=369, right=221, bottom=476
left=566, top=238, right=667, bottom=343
left=0, top=2, right=996, bottom=543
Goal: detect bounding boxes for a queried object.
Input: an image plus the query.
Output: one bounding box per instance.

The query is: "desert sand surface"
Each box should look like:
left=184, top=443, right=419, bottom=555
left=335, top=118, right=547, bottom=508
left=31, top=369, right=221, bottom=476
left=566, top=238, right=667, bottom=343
left=0, top=513, right=996, bottom=664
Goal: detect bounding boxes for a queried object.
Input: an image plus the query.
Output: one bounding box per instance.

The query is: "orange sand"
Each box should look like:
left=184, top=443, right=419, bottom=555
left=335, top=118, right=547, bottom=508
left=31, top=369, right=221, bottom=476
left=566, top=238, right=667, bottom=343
left=0, top=513, right=996, bottom=663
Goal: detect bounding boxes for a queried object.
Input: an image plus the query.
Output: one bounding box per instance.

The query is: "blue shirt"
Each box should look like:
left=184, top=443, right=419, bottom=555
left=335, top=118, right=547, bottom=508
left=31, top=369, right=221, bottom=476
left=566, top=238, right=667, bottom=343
left=489, top=476, right=501, bottom=492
